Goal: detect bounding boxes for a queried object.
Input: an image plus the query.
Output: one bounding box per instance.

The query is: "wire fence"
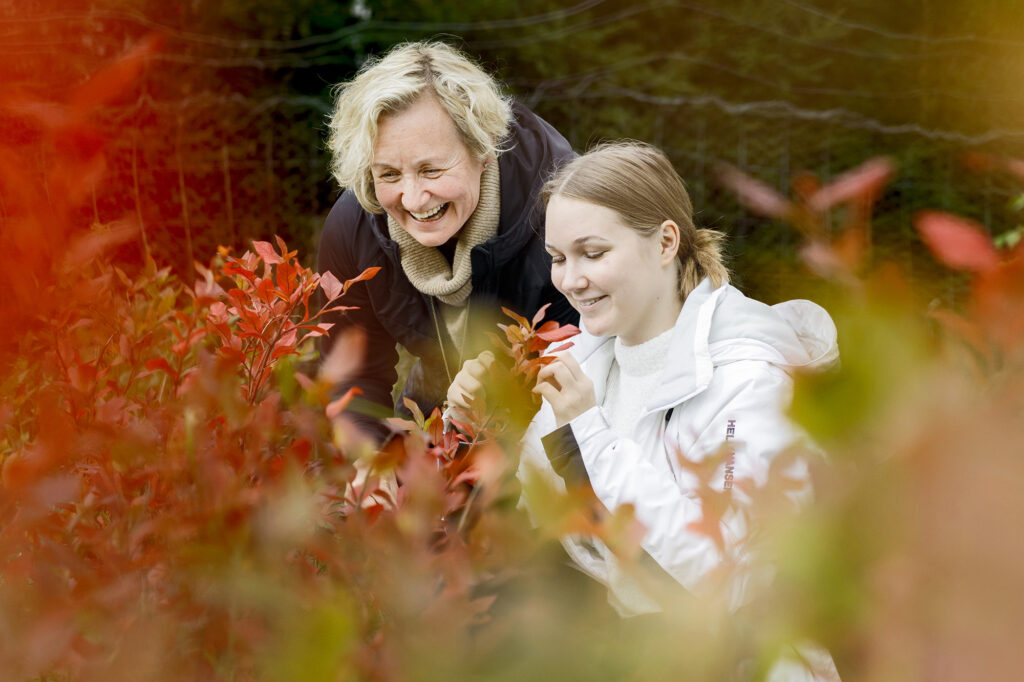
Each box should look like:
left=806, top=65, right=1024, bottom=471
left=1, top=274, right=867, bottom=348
left=8, top=2, right=1024, bottom=306
left=58, top=87, right=1018, bottom=307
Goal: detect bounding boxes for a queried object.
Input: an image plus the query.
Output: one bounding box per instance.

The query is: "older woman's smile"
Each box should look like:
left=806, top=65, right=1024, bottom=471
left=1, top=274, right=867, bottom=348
left=371, top=95, right=487, bottom=248
left=408, top=203, right=450, bottom=221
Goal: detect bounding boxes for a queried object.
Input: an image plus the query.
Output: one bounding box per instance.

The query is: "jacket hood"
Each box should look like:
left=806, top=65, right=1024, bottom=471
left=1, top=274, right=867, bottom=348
left=567, top=279, right=839, bottom=413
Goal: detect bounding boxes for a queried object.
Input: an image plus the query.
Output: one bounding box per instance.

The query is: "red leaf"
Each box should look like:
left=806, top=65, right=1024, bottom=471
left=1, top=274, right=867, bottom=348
left=536, top=323, right=580, bottom=343
left=252, top=240, right=283, bottom=265
left=277, top=260, right=296, bottom=295
left=716, top=164, right=792, bottom=219
left=69, top=34, right=162, bottom=113
left=807, top=157, right=895, bottom=212
left=531, top=302, right=552, bottom=327
left=274, top=234, right=297, bottom=262
left=915, top=211, right=1000, bottom=273
left=255, top=277, right=275, bottom=303
left=319, top=270, right=344, bottom=301
left=63, top=220, right=138, bottom=270
left=271, top=345, right=297, bottom=360
left=224, top=260, right=256, bottom=282
left=144, top=357, right=177, bottom=380
left=218, top=346, right=247, bottom=364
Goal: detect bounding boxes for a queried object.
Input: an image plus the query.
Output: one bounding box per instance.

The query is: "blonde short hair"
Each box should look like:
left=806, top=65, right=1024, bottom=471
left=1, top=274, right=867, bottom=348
left=327, top=41, right=513, bottom=213
left=542, top=141, right=729, bottom=299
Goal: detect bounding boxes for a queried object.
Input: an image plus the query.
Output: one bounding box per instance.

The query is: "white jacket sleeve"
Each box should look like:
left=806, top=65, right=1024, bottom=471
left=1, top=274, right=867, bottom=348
left=568, top=359, right=807, bottom=595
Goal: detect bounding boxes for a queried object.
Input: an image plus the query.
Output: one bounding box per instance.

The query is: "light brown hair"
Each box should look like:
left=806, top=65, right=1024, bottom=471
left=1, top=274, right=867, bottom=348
left=542, top=141, right=729, bottom=299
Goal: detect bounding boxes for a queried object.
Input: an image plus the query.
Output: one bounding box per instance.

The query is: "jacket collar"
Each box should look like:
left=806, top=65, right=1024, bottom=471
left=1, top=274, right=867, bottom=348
left=567, top=278, right=838, bottom=413
left=567, top=279, right=726, bottom=411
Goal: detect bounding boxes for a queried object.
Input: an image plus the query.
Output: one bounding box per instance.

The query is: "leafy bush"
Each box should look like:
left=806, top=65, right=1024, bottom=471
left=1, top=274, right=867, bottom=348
left=4, top=36, right=1024, bottom=682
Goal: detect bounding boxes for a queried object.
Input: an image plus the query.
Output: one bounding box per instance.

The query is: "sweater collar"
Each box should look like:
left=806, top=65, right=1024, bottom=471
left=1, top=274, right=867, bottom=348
left=387, top=162, right=500, bottom=306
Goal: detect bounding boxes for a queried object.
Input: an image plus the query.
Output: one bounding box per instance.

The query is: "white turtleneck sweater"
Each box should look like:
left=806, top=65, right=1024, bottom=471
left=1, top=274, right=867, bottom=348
left=601, top=326, right=675, bottom=439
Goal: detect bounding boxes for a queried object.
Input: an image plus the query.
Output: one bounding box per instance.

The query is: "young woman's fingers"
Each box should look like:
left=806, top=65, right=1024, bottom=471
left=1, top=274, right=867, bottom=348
left=537, top=359, right=575, bottom=390
left=551, top=351, right=585, bottom=381
left=531, top=380, right=559, bottom=403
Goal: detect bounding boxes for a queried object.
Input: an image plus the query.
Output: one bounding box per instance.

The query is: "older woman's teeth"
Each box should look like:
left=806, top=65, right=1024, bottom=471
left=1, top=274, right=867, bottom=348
left=410, top=203, right=448, bottom=220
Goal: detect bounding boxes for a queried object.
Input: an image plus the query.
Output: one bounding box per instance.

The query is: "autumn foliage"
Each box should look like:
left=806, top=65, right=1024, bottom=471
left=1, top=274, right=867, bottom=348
left=4, top=34, right=1024, bottom=682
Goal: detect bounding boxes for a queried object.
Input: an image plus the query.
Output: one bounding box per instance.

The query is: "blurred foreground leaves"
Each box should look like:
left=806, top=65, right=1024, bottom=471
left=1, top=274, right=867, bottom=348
left=4, top=33, right=1024, bottom=682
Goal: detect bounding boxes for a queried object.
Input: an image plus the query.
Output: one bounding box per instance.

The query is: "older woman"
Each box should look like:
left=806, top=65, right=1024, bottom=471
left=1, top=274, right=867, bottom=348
left=318, top=41, right=577, bottom=440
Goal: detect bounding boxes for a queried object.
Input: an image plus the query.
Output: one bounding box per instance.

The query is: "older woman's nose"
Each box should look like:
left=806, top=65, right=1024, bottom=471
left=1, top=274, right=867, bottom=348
left=399, top=177, right=431, bottom=211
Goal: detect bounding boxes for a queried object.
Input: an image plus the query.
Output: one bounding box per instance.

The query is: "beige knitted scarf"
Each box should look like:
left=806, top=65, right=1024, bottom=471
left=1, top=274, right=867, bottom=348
left=387, top=162, right=501, bottom=307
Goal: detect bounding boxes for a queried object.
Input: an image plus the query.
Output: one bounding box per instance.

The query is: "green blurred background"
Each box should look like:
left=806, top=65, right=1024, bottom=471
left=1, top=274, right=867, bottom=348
left=9, top=0, right=1024, bottom=305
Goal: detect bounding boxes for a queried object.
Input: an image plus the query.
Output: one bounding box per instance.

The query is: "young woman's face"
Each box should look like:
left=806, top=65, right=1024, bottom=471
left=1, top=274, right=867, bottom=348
left=545, top=196, right=681, bottom=345
left=371, top=95, right=487, bottom=247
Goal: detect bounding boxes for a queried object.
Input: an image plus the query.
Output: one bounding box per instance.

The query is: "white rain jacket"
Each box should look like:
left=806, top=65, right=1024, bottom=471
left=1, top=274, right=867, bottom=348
left=520, top=278, right=839, bottom=616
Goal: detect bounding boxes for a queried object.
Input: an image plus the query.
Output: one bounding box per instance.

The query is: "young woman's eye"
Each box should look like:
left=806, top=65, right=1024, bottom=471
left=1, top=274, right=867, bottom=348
left=584, top=251, right=606, bottom=260
left=548, top=254, right=565, bottom=265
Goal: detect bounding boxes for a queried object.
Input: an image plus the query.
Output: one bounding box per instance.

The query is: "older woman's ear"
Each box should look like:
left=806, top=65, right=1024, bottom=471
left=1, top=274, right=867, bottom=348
left=659, top=219, right=681, bottom=264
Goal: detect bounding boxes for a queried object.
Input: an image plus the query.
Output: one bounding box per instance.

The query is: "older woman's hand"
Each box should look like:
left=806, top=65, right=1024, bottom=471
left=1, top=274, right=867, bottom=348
left=532, top=352, right=596, bottom=427
left=446, top=350, right=498, bottom=415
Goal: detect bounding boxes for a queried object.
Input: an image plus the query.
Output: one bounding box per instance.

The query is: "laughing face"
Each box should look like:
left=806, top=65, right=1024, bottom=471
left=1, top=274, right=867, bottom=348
left=544, top=195, right=682, bottom=346
left=371, top=94, right=488, bottom=248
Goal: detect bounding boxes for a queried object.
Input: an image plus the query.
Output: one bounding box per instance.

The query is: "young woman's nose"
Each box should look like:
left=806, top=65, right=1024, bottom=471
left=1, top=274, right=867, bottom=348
left=561, top=260, right=588, bottom=292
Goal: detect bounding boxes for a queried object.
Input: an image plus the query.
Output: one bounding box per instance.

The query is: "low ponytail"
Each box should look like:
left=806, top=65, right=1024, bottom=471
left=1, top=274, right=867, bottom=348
left=678, top=228, right=729, bottom=299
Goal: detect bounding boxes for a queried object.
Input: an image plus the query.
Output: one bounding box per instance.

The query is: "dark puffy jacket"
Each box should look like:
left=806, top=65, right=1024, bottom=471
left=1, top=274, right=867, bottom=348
left=317, top=102, right=578, bottom=440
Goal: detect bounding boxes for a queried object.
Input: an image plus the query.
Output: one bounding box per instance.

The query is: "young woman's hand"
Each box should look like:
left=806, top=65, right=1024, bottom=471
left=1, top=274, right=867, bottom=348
left=446, top=350, right=497, bottom=414
left=532, top=352, right=596, bottom=427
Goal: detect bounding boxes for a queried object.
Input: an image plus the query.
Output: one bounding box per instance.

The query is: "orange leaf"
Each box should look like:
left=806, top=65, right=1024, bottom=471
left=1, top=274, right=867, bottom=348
left=342, top=266, right=381, bottom=294
left=501, top=306, right=531, bottom=329
left=326, top=387, right=363, bottom=419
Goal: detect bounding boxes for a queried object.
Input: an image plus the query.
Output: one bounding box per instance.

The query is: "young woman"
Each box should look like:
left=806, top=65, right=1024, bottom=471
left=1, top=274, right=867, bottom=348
left=449, top=141, right=838, bottom=617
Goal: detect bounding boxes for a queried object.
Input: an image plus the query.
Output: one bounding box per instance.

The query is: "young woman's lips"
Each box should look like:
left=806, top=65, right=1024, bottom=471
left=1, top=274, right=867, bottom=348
left=576, top=295, right=606, bottom=310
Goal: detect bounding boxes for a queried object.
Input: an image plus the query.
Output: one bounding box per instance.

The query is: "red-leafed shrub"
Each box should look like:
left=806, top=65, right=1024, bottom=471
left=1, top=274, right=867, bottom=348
left=5, top=31, right=1024, bottom=682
